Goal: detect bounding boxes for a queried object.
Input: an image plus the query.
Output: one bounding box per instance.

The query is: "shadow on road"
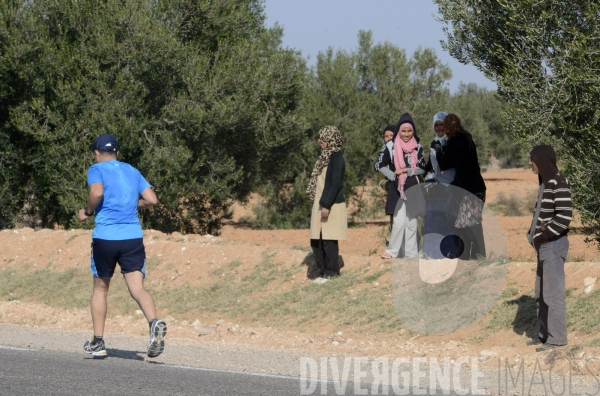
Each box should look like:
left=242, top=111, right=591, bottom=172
left=101, top=348, right=145, bottom=361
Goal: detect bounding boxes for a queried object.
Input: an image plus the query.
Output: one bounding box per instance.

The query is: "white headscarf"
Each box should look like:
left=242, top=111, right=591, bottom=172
left=428, top=111, right=455, bottom=184
left=432, top=112, right=448, bottom=146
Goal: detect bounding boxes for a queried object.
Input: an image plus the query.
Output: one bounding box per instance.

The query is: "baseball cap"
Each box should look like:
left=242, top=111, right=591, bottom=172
left=90, top=134, right=119, bottom=152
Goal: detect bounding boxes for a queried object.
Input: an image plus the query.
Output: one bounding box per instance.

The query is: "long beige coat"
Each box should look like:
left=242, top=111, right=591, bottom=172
left=309, top=168, right=348, bottom=240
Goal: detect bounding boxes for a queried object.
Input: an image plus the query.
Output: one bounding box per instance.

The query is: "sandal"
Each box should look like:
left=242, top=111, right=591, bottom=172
left=380, top=251, right=392, bottom=259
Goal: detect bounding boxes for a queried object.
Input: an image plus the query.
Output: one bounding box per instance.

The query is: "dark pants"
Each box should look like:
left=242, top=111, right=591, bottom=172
left=423, top=198, right=452, bottom=259
left=439, top=224, right=486, bottom=260
left=310, top=235, right=340, bottom=277
left=456, top=223, right=486, bottom=260
left=443, top=189, right=486, bottom=260
left=535, top=236, right=569, bottom=345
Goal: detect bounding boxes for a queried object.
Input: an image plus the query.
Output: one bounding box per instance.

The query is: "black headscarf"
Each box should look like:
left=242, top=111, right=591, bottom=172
left=530, top=145, right=559, bottom=184
left=382, top=124, right=396, bottom=138
left=394, top=113, right=420, bottom=143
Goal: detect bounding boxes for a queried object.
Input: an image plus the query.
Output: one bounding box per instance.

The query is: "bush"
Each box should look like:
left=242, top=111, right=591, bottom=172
left=0, top=0, right=305, bottom=234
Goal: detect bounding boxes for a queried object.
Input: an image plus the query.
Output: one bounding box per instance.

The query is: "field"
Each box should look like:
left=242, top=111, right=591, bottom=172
left=1, top=168, right=600, bottom=374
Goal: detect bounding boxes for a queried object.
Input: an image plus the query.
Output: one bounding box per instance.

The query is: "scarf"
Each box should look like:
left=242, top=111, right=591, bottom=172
left=434, top=135, right=448, bottom=146
left=432, top=111, right=448, bottom=128
left=430, top=135, right=448, bottom=176
left=393, top=131, right=418, bottom=199
left=306, top=126, right=343, bottom=201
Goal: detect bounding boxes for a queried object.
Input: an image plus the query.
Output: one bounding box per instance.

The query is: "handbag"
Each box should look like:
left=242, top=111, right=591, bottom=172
left=454, top=193, right=484, bottom=228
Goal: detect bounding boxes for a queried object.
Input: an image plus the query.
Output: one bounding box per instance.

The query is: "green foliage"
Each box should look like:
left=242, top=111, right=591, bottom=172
left=0, top=0, right=306, bottom=234
left=251, top=31, right=518, bottom=229
left=306, top=31, right=453, bottom=197
left=251, top=31, right=453, bottom=228
left=434, top=0, right=600, bottom=245
left=446, top=83, right=526, bottom=169
left=0, top=2, right=521, bottom=233
left=489, top=192, right=524, bottom=217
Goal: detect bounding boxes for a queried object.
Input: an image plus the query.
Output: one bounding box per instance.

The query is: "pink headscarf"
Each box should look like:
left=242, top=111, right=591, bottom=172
left=394, top=123, right=418, bottom=198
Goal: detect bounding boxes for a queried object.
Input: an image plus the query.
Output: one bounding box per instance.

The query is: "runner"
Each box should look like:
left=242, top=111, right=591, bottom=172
left=78, top=134, right=167, bottom=358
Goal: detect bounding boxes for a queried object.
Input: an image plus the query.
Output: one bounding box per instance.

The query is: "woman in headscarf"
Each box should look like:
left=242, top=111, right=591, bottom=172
left=376, top=124, right=398, bottom=232
left=435, top=114, right=487, bottom=259
left=375, top=113, right=427, bottom=259
left=422, top=112, right=456, bottom=259
left=424, top=112, right=455, bottom=185
left=307, top=126, right=347, bottom=280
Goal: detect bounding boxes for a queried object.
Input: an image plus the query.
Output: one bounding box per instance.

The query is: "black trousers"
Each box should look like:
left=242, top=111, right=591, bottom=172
left=440, top=224, right=486, bottom=260
left=456, top=223, right=486, bottom=259
left=310, top=235, right=340, bottom=277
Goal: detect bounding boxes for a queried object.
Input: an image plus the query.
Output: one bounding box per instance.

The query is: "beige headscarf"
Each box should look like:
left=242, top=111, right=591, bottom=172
left=306, top=126, right=344, bottom=201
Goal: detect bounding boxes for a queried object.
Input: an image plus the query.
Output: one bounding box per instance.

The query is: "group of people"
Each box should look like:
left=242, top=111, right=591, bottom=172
left=80, top=111, right=571, bottom=357
left=304, top=111, right=488, bottom=281
left=303, top=113, right=572, bottom=353
left=374, top=111, right=487, bottom=261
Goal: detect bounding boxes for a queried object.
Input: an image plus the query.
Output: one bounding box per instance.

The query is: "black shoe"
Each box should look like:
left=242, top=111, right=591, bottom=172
left=83, top=338, right=107, bottom=357
left=147, top=319, right=167, bottom=358
left=535, top=343, right=564, bottom=352
left=526, top=338, right=545, bottom=346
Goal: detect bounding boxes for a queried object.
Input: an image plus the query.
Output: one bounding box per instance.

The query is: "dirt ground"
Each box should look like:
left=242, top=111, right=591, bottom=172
left=227, top=168, right=597, bottom=261
left=1, top=168, right=599, bottom=375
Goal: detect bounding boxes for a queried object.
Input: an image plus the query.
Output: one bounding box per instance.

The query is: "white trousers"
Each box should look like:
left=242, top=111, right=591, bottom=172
left=386, top=198, right=418, bottom=258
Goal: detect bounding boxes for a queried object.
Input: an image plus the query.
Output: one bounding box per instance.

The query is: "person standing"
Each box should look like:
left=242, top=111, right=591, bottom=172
left=78, top=134, right=167, bottom=358
left=423, top=111, right=455, bottom=259
left=435, top=114, right=486, bottom=259
left=377, top=124, right=399, bottom=232
left=424, top=112, right=455, bottom=185
left=376, top=113, right=426, bottom=259
left=526, top=145, right=572, bottom=352
left=382, top=125, right=395, bottom=145
left=307, top=126, right=347, bottom=281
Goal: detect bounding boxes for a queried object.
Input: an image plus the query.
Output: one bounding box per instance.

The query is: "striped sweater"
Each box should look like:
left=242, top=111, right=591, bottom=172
left=530, top=173, right=572, bottom=251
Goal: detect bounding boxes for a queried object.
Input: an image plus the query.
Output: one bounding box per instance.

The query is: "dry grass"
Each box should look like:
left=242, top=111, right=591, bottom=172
left=483, top=282, right=600, bottom=338
left=2, top=252, right=598, bottom=340
left=151, top=253, right=403, bottom=332
left=567, top=288, right=600, bottom=334
left=0, top=267, right=90, bottom=310
left=488, top=190, right=538, bottom=218
left=0, top=252, right=404, bottom=334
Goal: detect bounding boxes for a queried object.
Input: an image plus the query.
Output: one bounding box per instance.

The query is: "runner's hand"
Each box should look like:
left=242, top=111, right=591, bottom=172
left=78, top=209, right=90, bottom=222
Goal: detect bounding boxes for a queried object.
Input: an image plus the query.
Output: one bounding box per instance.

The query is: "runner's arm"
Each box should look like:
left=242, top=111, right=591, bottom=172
left=138, top=187, right=158, bottom=209
left=78, top=182, right=103, bottom=221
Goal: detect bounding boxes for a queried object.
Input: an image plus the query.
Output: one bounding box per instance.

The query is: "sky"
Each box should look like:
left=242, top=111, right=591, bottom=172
left=263, top=0, right=496, bottom=92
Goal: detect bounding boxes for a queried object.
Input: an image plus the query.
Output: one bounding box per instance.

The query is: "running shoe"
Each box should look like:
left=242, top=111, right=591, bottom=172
left=83, top=338, right=107, bottom=357
left=147, top=319, right=167, bottom=358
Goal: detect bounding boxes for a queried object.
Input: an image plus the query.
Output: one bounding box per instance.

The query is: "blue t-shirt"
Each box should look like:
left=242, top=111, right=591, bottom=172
left=87, top=160, right=152, bottom=240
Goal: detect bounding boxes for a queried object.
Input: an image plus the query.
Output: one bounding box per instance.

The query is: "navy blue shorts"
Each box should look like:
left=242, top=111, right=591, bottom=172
left=90, top=238, right=146, bottom=279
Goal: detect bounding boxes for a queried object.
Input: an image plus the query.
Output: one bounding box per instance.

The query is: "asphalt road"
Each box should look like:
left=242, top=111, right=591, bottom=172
left=0, top=346, right=309, bottom=395
left=2, top=323, right=599, bottom=396
left=0, top=345, right=509, bottom=396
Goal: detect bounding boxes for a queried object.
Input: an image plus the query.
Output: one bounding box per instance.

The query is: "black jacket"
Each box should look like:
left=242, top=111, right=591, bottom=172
left=319, top=151, right=345, bottom=210
left=436, top=132, right=486, bottom=195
